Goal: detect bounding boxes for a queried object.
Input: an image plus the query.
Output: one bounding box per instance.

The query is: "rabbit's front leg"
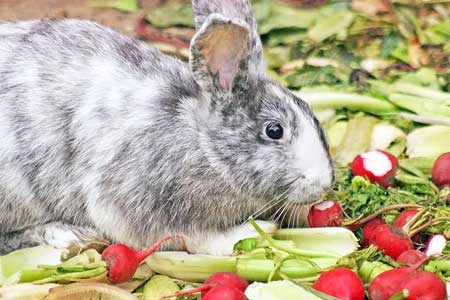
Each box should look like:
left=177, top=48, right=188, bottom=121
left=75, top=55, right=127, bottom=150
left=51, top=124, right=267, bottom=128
left=0, top=222, right=102, bottom=255
left=185, top=221, right=277, bottom=256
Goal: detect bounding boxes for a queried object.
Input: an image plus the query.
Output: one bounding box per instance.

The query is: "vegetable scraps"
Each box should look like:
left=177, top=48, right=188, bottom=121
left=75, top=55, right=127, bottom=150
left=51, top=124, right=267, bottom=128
left=351, top=150, right=398, bottom=188
left=103, top=236, right=180, bottom=284
left=312, top=268, right=365, bottom=300
left=308, top=200, right=343, bottom=227
left=432, top=152, right=450, bottom=187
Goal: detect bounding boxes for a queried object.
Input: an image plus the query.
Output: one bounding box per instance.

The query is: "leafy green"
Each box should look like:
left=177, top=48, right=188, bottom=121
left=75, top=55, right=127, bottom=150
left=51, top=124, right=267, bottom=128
left=146, top=2, right=194, bottom=28
left=89, top=0, right=138, bottom=12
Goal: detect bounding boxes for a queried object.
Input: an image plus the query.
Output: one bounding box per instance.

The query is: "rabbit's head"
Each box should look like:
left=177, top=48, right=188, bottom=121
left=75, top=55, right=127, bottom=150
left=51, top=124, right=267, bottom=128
left=189, top=0, right=333, bottom=207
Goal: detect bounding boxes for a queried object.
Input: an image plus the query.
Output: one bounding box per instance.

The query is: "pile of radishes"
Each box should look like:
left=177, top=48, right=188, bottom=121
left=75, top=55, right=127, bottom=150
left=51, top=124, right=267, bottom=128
left=306, top=150, right=450, bottom=300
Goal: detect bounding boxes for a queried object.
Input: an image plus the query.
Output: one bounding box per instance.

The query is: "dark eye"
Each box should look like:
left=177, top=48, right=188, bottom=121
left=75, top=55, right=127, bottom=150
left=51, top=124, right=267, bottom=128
left=265, top=122, right=284, bottom=140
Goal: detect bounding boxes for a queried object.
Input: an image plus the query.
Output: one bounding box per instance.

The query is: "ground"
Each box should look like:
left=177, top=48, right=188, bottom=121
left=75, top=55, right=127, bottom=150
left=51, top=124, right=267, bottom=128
left=0, top=0, right=139, bottom=36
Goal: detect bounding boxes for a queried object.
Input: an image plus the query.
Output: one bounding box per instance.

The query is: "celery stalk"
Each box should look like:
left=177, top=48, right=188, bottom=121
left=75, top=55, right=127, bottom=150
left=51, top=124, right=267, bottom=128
left=0, top=246, right=65, bottom=286
left=392, top=82, right=450, bottom=102
left=406, top=126, right=450, bottom=159
left=145, top=253, right=336, bottom=283
left=236, top=258, right=336, bottom=282
left=145, top=252, right=237, bottom=282
left=389, top=93, right=450, bottom=118
left=246, top=280, right=336, bottom=300
left=274, top=227, right=359, bottom=257
left=296, top=92, right=398, bottom=115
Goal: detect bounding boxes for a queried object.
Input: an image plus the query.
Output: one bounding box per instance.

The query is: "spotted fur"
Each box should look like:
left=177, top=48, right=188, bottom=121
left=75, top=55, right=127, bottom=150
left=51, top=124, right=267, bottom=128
left=0, top=0, right=333, bottom=255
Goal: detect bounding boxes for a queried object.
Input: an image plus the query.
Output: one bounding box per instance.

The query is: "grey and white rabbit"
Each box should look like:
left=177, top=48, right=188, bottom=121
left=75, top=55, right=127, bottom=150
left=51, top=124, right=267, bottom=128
left=0, top=0, right=333, bottom=256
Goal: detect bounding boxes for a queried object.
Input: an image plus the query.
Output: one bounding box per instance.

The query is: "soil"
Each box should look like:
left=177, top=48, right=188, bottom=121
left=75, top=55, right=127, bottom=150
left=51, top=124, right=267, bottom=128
left=0, top=0, right=141, bottom=37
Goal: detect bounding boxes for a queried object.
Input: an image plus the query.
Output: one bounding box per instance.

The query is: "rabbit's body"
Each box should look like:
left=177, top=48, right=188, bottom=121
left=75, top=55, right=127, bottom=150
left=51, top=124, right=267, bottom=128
left=0, top=0, right=333, bottom=255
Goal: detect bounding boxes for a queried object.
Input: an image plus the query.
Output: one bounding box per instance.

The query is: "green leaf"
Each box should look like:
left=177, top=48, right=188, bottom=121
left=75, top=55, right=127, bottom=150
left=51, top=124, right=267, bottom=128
left=146, top=3, right=194, bottom=28
left=143, top=275, right=180, bottom=300
left=234, top=238, right=259, bottom=252
left=307, top=10, right=355, bottom=43
left=254, top=1, right=318, bottom=35
left=380, top=31, right=401, bottom=58
left=89, top=0, right=138, bottom=13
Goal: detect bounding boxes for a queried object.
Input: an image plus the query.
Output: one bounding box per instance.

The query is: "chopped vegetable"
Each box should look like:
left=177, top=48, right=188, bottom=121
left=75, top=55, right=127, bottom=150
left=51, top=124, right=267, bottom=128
left=406, top=126, right=450, bottom=159
left=0, top=246, right=65, bottom=286
left=432, top=152, right=450, bottom=187
left=425, top=235, right=448, bottom=257
left=160, top=272, right=248, bottom=299
left=307, top=201, right=343, bottom=227
left=312, top=268, right=365, bottom=300
left=369, top=268, right=414, bottom=300
left=202, top=285, right=246, bottom=300
left=370, top=224, right=413, bottom=259
left=394, top=210, right=418, bottom=229
left=362, top=218, right=386, bottom=246
left=143, top=275, right=179, bottom=300
left=245, top=280, right=325, bottom=300
left=103, top=236, right=179, bottom=284
left=45, top=282, right=138, bottom=300
left=351, top=150, right=398, bottom=188
left=396, top=250, right=427, bottom=266
left=399, top=271, right=447, bottom=300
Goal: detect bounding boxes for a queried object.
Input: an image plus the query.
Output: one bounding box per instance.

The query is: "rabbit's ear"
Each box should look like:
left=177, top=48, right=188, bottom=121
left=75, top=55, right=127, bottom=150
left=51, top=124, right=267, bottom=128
left=189, top=15, right=250, bottom=93
left=191, top=0, right=266, bottom=76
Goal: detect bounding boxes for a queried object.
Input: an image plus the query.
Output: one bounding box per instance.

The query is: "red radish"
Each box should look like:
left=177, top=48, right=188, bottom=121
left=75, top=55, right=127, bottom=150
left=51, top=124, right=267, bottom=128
left=361, top=218, right=386, bottom=246
left=425, top=234, right=448, bottom=257
left=369, top=268, right=412, bottom=300
left=396, top=249, right=427, bottom=266
left=312, top=268, right=365, bottom=300
left=394, top=210, right=418, bottom=229
left=432, top=152, right=450, bottom=187
left=370, top=224, right=413, bottom=259
left=202, top=285, right=246, bottom=300
left=160, top=272, right=248, bottom=299
left=401, top=271, right=447, bottom=300
left=351, top=150, right=398, bottom=188
left=102, top=236, right=179, bottom=284
left=369, top=257, right=431, bottom=300
left=308, top=200, right=343, bottom=227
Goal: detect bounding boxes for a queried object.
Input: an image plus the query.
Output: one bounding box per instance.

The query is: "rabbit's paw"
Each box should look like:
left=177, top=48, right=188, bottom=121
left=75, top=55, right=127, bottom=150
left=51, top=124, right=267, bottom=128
left=185, top=220, right=277, bottom=256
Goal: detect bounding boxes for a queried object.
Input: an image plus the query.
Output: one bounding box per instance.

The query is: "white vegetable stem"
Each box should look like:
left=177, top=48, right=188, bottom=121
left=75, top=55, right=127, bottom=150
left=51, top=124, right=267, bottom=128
left=425, top=235, right=448, bottom=257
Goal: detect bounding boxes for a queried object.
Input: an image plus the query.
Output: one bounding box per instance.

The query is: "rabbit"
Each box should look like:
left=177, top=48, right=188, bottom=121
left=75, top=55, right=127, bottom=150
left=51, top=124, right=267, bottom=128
left=0, top=0, right=334, bottom=256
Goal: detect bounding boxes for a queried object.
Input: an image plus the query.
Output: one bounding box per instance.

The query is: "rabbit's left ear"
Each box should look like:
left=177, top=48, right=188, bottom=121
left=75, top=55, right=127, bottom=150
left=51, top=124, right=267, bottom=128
left=189, top=15, right=250, bottom=93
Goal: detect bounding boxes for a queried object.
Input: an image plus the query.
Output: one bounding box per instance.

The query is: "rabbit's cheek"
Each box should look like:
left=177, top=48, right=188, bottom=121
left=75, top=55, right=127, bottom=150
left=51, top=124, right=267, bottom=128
left=291, top=119, right=333, bottom=190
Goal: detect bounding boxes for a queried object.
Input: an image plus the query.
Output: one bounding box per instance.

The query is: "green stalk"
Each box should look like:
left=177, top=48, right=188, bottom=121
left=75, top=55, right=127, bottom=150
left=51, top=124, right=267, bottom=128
left=249, top=218, right=341, bottom=258
left=146, top=252, right=237, bottom=283
left=32, top=267, right=107, bottom=284
left=296, top=92, right=398, bottom=115
left=0, top=246, right=65, bottom=286
left=392, top=82, right=450, bottom=102
left=389, top=93, right=450, bottom=118
left=145, top=252, right=337, bottom=283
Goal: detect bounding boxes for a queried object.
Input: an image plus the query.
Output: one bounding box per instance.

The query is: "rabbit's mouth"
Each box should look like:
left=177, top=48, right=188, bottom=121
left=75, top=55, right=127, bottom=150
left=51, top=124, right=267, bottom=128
left=285, top=179, right=330, bottom=205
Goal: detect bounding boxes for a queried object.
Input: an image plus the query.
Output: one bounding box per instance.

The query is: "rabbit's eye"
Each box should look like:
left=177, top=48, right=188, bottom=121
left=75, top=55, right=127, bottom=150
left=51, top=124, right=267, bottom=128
left=265, top=123, right=284, bottom=140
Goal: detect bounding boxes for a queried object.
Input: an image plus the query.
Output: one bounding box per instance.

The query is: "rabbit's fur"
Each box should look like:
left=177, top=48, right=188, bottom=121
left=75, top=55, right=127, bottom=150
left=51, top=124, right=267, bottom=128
left=0, top=0, right=333, bottom=255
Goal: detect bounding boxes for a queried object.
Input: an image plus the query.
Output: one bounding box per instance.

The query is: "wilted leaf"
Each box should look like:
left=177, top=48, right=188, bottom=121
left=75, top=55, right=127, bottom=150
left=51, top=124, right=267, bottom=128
left=352, top=0, right=393, bottom=16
